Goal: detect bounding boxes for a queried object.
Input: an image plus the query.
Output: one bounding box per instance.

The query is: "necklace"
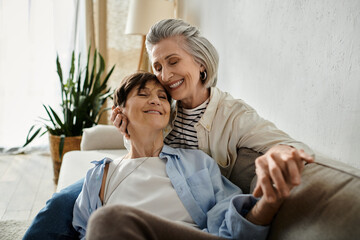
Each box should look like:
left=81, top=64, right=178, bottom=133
left=103, top=156, right=149, bottom=205
left=103, top=145, right=164, bottom=205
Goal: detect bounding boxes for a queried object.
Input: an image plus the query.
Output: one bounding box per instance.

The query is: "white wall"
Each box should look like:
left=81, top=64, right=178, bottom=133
left=178, top=0, right=360, bottom=169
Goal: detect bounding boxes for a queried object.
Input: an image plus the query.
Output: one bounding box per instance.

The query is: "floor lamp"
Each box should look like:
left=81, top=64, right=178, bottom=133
left=125, top=0, right=175, bottom=71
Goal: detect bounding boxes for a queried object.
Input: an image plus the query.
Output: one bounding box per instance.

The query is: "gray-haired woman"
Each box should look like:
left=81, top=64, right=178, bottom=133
left=111, top=19, right=314, bottom=203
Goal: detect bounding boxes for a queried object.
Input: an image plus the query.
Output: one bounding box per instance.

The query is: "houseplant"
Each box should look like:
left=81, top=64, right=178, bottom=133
left=23, top=47, right=115, bottom=183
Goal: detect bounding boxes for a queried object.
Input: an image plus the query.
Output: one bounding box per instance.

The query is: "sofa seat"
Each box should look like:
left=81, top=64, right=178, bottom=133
left=57, top=149, right=128, bottom=192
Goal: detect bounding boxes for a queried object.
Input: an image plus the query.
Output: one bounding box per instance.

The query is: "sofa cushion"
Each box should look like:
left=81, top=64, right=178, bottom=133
left=229, top=148, right=262, bottom=194
left=267, top=156, right=360, bottom=240
left=81, top=125, right=125, bottom=151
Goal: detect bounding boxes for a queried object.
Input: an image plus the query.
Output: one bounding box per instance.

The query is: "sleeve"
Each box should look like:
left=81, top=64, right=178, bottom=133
left=232, top=102, right=314, bottom=156
left=204, top=155, right=269, bottom=239
left=72, top=159, right=110, bottom=239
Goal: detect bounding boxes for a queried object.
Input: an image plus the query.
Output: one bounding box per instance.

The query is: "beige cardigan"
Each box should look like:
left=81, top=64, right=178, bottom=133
left=164, top=87, right=314, bottom=178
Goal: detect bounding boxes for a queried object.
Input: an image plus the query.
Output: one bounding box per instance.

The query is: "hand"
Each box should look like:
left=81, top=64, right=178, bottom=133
left=110, top=106, right=130, bottom=139
left=253, top=145, right=314, bottom=202
left=247, top=145, right=314, bottom=225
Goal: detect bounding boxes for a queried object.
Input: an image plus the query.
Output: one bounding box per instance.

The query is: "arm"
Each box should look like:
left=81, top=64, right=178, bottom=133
left=202, top=154, right=269, bottom=239
left=231, top=103, right=314, bottom=201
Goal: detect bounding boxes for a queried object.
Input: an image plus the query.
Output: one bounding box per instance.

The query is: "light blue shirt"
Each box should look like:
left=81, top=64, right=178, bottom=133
left=73, top=145, right=269, bottom=239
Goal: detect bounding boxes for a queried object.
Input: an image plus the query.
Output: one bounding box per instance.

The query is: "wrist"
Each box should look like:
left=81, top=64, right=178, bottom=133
left=246, top=197, right=283, bottom=226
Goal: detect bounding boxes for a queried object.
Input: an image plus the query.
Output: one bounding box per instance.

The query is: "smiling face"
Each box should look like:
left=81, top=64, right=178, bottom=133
left=123, top=80, right=171, bottom=133
left=151, top=37, right=208, bottom=108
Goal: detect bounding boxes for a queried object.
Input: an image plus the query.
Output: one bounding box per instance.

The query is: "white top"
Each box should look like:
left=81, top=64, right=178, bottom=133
left=104, top=156, right=196, bottom=228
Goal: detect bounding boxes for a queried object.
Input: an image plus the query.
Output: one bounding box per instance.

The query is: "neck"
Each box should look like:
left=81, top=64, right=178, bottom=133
left=126, top=128, right=164, bottom=159
left=180, top=87, right=210, bottom=109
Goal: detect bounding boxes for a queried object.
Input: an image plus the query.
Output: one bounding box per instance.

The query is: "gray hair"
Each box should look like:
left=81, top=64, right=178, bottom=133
left=145, top=19, right=219, bottom=87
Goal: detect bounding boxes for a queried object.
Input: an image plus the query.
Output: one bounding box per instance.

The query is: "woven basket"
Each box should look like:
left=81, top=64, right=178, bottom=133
left=49, top=134, right=82, bottom=184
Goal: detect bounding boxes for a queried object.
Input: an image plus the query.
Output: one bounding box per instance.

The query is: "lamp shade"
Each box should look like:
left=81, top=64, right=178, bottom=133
left=125, top=0, right=174, bottom=35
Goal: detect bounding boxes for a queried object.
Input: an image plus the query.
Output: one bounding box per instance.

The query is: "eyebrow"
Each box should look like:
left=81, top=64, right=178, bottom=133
left=164, top=54, right=179, bottom=60
left=157, top=89, right=166, bottom=93
left=137, top=86, right=166, bottom=93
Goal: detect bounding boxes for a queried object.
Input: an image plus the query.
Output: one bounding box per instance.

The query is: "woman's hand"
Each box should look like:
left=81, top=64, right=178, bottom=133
left=247, top=145, right=314, bottom=225
left=110, top=106, right=130, bottom=139
left=253, top=145, right=314, bottom=201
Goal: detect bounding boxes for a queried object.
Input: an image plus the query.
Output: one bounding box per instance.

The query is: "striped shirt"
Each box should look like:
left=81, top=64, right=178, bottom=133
left=164, top=99, right=209, bottom=149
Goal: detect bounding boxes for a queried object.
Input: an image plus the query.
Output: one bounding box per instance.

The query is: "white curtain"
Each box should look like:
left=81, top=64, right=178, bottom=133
left=0, top=0, right=86, bottom=152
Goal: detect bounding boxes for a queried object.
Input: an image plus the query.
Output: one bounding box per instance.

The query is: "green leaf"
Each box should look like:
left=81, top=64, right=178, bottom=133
left=23, top=126, right=42, bottom=147
left=88, top=49, right=97, bottom=95
left=100, top=65, right=115, bottom=90
left=48, top=105, right=64, bottom=130
left=42, top=104, right=57, bottom=128
left=94, top=53, right=105, bottom=90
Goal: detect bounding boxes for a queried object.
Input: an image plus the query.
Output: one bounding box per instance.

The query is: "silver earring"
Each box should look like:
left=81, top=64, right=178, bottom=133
left=200, top=71, right=207, bottom=81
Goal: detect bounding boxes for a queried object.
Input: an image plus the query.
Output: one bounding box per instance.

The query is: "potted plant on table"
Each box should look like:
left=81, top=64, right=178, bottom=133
left=23, top=47, right=115, bottom=184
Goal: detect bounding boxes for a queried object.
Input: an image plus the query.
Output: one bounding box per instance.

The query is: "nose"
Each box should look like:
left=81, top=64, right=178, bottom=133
left=160, top=67, right=172, bottom=83
left=148, top=94, right=161, bottom=105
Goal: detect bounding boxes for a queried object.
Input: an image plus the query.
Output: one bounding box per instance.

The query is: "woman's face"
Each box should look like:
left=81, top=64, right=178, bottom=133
left=123, top=80, right=171, bottom=133
left=150, top=37, right=206, bottom=103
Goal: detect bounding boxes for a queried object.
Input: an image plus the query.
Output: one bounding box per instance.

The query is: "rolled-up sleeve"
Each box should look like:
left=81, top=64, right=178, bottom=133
left=223, top=195, right=269, bottom=239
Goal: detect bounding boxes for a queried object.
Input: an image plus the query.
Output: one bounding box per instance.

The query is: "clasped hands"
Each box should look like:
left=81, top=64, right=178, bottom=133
left=246, top=145, right=314, bottom=225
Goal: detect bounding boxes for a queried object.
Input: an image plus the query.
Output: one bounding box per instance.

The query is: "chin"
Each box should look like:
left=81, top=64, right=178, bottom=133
left=169, top=91, right=185, bottom=101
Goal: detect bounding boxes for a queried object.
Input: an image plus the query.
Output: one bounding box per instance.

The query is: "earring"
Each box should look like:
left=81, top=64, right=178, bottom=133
left=200, top=71, right=207, bottom=81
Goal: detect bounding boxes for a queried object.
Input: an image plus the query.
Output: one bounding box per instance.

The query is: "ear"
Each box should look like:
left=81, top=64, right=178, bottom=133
left=200, top=65, right=205, bottom=72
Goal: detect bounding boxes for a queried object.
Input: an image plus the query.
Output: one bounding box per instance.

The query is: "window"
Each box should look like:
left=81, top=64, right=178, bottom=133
left=0, top=0, right=85, bottom=151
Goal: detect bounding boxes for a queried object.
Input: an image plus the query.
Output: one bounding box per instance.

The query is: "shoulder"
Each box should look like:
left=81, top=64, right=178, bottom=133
left=162, top=145, right=217, bottom=169
left=85, top=157, right=113, bottom=182
left=212, top=87, right=255, bottom=113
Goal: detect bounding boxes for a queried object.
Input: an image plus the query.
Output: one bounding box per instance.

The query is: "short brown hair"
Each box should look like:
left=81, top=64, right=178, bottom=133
left=113, top=72, right=172, bottom=107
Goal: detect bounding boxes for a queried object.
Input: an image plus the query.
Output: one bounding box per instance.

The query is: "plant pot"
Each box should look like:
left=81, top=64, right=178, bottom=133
left=49, top=134, right=82, bottom=184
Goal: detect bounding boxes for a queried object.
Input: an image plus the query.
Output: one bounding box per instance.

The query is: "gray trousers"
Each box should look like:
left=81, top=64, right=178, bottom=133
left=86, top=205, right=226, bottom=240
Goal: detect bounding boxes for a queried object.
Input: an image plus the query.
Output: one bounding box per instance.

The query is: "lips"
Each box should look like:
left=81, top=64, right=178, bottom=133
left=168, top=79, right=184, bottom=89
left=144, top=110, right=162, bottom=115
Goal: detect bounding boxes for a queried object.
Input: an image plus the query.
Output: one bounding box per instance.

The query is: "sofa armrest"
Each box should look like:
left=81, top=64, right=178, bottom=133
left=81, top=125, right=125, bottom=150
left=267, top=158, right=360, bottom=240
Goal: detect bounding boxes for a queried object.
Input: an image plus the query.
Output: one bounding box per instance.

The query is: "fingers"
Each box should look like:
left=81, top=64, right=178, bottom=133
left=267, top=152, right=289, bottom=197
left=298, top=149, right=314, bottom=163
left=253, top=145, right=313, bottom=202
left=254, top=156, right=277, bottom=202
left=119, top=116, right=130, bottom=139
left=110, top=106, right=120, bottom=122
left=252, top=184, right=263, bottom=198
left=110, top=107, right=130, bottom=139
